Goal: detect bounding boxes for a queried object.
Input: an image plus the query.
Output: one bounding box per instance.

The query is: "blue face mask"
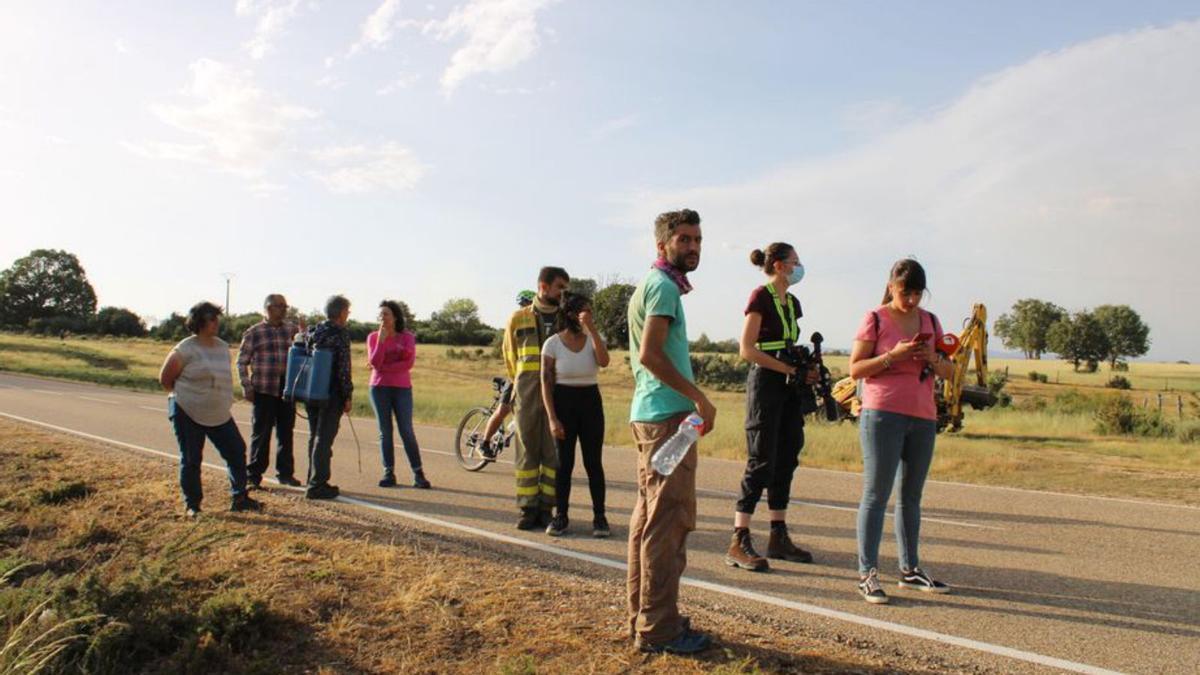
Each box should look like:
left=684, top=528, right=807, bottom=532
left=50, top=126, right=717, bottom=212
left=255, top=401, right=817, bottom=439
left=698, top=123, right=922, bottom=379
left=788, top=262, right=805, bottom=286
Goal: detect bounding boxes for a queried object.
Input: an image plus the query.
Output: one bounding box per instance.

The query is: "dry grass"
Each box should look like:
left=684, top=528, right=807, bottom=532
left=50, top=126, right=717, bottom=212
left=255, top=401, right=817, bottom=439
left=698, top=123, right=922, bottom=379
left=0, top=417, right=945, bottom=674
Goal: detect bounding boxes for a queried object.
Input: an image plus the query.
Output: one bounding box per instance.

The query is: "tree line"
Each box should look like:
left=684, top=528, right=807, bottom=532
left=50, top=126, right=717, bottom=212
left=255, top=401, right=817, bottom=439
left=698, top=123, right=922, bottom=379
left=0, top=249, right=641, bottom=349
left=994, top=298, right=1151, bottom=371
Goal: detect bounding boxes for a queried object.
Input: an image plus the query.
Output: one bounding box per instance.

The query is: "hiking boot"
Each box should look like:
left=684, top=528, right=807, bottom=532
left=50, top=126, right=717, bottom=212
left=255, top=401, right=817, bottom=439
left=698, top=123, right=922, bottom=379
left=858, top=568, right=889, bottom=604
left=898, top=567, right=951, bottom=594
left=724, top=528, right=769, bottom=572
left=230, top=494, right=264, bottom=512
left=185, top=505, right=201, bottom=519
left=546, top=513, right=569, bottom=537
left=538, top=507, right=552, bottom=528
left=305, top=483, right=340, bottom=500
left=592, top=515, right=611, bottom=539
left=767, top=522, right=814, bottom=563
left=413, top=469, right=432, bottom=490
left=247, top=474, right=262, bottom=490
left=636, top=628, right=712, bottom=655
left=516, top=508, right=540, bottom=530
left=276, top=475, right=302, bottom=487
left=378, top=472, right=397, bottom=488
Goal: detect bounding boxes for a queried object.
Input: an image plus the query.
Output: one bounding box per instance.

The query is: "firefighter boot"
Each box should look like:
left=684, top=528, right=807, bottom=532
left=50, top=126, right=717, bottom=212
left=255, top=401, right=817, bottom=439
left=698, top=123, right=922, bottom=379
left=767, top=521, right=814, bottom=563
left=724, top=527, right=769, bottom=572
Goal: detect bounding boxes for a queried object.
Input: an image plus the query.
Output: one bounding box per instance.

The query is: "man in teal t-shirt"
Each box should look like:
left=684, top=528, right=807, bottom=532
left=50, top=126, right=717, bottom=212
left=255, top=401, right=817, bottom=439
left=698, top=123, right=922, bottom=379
left=624, top=208, right=716, bottom=656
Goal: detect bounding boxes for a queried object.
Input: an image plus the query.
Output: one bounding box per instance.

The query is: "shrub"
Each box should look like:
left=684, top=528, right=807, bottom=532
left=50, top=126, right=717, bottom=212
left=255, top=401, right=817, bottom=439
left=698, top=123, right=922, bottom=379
left=1106, top=375, right=1132, bottom=390
left=689, top=354, right=749, bottom=391
left=1177, top=420, right=1200, bottom=444
left=986, top=371, right=1008, bottom=395
left=1111, top=361, right=1129, bottom=372
left=1049, top=390, right=1103, bottom=415
left=34, top=481, right=93, bottom=506
left=1094, top=396, right=1174, bottom=437
left=1027, top=371, right=1042, bottom=382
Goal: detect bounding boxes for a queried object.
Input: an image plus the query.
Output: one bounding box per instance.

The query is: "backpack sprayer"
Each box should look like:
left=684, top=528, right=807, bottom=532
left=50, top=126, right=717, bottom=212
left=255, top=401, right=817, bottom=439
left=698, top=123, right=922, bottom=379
left=283, top=330, right=362, bottom=473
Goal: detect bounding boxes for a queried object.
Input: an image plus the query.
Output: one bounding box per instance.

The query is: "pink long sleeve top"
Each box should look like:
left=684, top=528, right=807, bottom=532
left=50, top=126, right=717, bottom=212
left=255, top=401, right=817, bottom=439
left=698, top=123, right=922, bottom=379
left=366, top=330, right=416, bottom=389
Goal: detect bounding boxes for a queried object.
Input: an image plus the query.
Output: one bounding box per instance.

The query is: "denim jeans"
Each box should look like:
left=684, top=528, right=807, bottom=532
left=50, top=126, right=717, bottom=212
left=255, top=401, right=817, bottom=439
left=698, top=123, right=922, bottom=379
left=170, top=404, right=248, bottom=509
left=369, top=386, right=423, bottom=475
left=856, top=408, right=937, bottom=574
left=248, top=393, right=296, bottom=480
left=305, top=395, right=343, bottom=487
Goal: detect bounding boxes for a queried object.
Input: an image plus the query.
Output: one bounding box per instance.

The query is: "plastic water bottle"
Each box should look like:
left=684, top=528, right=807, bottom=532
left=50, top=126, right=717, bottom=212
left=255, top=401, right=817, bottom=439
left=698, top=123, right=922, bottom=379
left=651, top=413, right=704, bottom=476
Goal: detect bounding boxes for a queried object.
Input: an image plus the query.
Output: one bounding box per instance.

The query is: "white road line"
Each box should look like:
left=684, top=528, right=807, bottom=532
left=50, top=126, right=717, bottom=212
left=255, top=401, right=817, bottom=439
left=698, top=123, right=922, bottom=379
left=139, top=406, right=165, bottom=412
left=31, top=389, right=65, bottom=396
left=78, top=396, right=119, bottom=405
left=0, top=410, right=1127, bottom=675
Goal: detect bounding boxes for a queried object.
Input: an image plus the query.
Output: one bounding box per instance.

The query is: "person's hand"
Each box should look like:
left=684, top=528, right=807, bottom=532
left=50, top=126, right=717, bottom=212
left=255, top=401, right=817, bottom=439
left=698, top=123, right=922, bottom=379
left=343, top=398, right=352, bottom=414
left=889, top=339, right=925, bottom=361
left=579, top=310, right=596, bottom=332
left=549, top=418, right=566, bottom=440
left=242, top=388, right=254, bottom=403
left=804, top=366, right=820, bottom=385
left=915, top=340, right=936, bottom=362
left=694, top=395, right=717, bottom=436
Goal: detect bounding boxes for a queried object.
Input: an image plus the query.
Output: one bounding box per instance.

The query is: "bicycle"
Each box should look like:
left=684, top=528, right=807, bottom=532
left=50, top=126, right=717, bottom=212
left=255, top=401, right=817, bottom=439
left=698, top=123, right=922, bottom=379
left=455, top=376, right=517, bottom=471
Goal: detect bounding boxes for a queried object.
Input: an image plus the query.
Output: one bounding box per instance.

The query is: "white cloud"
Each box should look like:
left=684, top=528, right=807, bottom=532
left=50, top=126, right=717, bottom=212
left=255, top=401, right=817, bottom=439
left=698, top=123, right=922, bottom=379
left=617, top=21, right=1200, bottom=358
left=133, top=59, right=318, bottom=177
left=238, top=0, right=305, bottom=60
left=348, top=0, right=406, bottom=55
left=592, top=113, right=639, bottom=139
left=426, top=0, right=559, bottom=94
left=310, top=142, right=426, bottom=193
left=376, top=73, right=422, bottom=95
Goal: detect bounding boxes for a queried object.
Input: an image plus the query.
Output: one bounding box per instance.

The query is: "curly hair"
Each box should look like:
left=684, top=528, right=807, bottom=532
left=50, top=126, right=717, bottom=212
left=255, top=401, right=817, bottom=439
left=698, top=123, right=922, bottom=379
left=555, top=291, right=591, bottom=334
left=185, top=301, right=222, bottom=335
left=378, top=299, right=406, bottom=332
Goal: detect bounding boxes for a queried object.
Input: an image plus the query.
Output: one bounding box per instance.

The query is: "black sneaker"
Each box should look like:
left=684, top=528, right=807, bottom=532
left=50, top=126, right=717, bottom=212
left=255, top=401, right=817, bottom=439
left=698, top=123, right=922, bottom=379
left=516, top=508, right=540, bottom=530
left=185, top=505, right=201, bottom=519
left=899, top=567, right=951, bottom=594
left=592, top=516, right=611, bottom=539
left=378, top=473, right=397, bottom=488
left=247, top=475, right=263, bottom=490
left=413, top=470, right=431, bottom=489
left=230, top=494, right=264, bottom=512
left=305, top=483, right=340, bottom=500
left=636, top=628, right=712, bottom=655
left=546, top=514, right=568, bottom=537
left=858, top=568, right=889, bottom=604
left=276, top=475, right=302, bottom=487
left=479, top=439, right=497, bottom=460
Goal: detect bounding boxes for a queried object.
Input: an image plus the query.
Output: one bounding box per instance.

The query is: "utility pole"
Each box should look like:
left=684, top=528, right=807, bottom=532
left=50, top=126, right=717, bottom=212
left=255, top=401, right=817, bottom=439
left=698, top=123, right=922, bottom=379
left=221, top=272, right=236, bottom=313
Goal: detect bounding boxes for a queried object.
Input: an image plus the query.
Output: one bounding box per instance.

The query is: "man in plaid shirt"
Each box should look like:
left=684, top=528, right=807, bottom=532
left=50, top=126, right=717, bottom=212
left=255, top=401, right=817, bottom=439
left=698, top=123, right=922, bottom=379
left=237, top=294, right=303, bottom=487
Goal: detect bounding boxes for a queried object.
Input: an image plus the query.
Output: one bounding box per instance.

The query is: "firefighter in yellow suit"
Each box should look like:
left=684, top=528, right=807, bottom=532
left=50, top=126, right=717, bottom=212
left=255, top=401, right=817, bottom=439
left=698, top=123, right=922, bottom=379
left=503, top=266, right=571, bottom=530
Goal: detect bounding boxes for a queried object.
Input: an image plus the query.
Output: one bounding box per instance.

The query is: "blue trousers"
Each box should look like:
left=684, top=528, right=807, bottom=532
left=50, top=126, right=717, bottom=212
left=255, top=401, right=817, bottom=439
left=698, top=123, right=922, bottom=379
left=369, top=386, right=423, bottom=475
left=856, top=408, right=937, bottom=574
left=170, top=404, right=248, bottom=509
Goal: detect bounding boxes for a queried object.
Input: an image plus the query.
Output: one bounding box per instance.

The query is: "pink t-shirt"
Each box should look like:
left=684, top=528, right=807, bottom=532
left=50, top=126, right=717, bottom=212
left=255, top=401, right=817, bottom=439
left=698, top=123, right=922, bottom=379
left=366, top=330, right=416, bottom=388
left=854, top=307, right=943, bottom=421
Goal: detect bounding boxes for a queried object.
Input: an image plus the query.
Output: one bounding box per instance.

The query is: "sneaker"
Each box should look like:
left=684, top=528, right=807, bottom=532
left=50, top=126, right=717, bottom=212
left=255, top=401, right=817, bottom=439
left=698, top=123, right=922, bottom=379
left=516, top=508, right=540, bottom=530
left=636, top=628, right=712, bottom=655
left=479, top=439, right=497, bottom=460
left=546, top=514, right=569, bottom=537
left=537, top=508, right=552, bottom=528
left=413, top=470, right=432, bottom=490
left=899, top=567, right=951, bottom=594
left=247, top=474, right=263, bottom=490
left=767, top=522, right=814, bottom=563
left=230, top=494, right=264, bottom=512
left=858, top=568, right=889, bottom=604
left=276, top=475, right=302, bottom=487
left=592, top=516, right=611, bottom=539
left=378, top=473, right=397, bottom=488
left=305, top=483, right=340, bottom=500
left=724, top=528, right=769, bottom=572
left=185, top=506, right=201, bottom=519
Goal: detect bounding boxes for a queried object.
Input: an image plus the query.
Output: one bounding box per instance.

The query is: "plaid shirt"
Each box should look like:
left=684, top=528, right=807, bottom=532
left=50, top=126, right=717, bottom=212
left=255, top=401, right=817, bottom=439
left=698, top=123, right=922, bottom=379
left=236, top=320, right=299, bottom=396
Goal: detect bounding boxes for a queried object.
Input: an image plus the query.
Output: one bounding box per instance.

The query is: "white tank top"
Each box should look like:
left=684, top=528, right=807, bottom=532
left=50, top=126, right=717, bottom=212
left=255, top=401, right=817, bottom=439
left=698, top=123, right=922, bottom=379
left=542, top=333, right=599, bottom=386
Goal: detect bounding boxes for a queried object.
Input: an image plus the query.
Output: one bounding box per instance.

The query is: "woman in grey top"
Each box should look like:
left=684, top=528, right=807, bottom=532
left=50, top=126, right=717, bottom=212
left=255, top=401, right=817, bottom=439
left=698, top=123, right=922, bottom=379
left=159, top=301, right=262, bottom=517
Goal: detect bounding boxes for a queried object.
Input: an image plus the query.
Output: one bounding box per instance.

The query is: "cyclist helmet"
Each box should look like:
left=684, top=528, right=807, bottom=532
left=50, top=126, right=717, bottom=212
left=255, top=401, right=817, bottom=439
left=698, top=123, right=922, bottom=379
left=516, top=289, right=535, bottom=307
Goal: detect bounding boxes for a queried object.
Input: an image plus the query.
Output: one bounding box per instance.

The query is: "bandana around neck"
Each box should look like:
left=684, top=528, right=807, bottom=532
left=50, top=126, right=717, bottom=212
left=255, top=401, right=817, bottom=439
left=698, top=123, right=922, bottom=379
left=652, top=257, right=693, bottom=295
left=532, top=296, right=559, bottom=315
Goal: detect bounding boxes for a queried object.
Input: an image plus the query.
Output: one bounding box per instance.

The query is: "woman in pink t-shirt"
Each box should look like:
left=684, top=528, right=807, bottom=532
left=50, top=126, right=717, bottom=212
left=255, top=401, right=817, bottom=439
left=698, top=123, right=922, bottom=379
left=847, top=259, right=955, bottom=604
left=367, top=300, right=429, bottom=489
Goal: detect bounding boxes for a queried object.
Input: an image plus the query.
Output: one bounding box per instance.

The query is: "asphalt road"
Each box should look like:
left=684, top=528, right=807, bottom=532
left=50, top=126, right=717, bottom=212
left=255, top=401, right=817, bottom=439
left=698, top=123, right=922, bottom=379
left=0, top=372, right=1196, bottom=674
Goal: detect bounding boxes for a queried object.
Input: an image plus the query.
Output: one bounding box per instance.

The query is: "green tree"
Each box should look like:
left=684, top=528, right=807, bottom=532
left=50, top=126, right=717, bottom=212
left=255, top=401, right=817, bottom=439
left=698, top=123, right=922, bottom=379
left=568, top=277, right=598, bottom=299
left=93, top=307, right=147, bottom=337
left=1047, top=311, right=1109, bottom=372
left=993, top=299, right=1066, bottom=359
left=427, top=298, right=494, bottom=345
left=1092, top=304, right=1150, bottom=369
left=150, top=313, right=188, bottom=342
left=0, top=249, right=97, bottom=327
left=592, top=283, right=636, bottom=349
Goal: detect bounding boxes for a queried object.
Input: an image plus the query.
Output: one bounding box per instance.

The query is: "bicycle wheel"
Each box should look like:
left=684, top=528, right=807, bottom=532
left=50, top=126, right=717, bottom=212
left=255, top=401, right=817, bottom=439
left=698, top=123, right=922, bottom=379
left=455, top=406, right=494, bottom=472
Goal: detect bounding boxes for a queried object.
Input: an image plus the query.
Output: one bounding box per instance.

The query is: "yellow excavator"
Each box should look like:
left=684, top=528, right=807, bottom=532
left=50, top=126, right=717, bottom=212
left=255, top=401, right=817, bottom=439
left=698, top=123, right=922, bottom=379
left=830, top=303, right=997, bottom=432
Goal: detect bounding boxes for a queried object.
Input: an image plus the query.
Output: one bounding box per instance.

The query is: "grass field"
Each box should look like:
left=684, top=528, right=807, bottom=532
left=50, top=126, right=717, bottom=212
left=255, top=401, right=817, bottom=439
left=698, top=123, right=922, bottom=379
left=2, top=332, right=1198, bottom=504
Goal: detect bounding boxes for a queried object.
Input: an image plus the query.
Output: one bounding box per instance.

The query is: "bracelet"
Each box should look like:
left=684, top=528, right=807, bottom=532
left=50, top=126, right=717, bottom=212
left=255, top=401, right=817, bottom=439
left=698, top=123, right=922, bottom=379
left=881, top=353, right=893, bottom=370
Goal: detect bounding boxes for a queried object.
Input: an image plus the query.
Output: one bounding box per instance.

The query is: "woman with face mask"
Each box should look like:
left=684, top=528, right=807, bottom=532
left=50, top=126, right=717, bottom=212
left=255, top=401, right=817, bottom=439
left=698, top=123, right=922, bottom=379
left=724, top=243, right=816, bottom=573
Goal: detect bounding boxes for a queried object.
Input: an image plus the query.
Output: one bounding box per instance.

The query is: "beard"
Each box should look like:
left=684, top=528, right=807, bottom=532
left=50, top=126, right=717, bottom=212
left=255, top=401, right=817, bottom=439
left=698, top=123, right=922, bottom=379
left=668, top=250, right=700, bottom=272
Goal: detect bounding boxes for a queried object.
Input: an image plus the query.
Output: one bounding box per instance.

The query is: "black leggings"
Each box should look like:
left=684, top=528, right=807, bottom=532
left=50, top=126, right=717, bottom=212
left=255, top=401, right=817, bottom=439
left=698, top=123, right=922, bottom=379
left=737, top=365, right=805, bottom=514
left=552, top=384, right=606, bottom=518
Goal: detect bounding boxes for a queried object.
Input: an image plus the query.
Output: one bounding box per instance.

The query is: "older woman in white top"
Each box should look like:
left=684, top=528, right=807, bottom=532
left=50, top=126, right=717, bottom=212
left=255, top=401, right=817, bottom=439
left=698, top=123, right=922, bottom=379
left=540, top=292, right=611, bottom=538
left=159, top=301, right=262, bottom=517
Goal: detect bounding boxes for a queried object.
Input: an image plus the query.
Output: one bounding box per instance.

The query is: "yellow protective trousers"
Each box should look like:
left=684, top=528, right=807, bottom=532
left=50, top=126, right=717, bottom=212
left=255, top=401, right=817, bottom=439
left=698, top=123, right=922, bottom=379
left=513, top=371, right=557, bottom=509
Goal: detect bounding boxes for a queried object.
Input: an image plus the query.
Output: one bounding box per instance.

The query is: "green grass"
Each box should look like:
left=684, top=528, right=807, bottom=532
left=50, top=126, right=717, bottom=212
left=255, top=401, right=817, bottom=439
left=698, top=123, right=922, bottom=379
left=2, top=332, right=1199, bottom=504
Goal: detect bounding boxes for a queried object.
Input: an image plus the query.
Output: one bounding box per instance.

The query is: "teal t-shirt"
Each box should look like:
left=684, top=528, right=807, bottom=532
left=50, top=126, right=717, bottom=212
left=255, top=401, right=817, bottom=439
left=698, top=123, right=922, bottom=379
left=628, top=268, right=695, bottom=422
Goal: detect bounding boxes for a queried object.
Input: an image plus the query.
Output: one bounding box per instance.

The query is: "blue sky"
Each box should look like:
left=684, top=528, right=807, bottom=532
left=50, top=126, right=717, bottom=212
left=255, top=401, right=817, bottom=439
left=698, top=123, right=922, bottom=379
left=1, top=1, right=1197, bottom=360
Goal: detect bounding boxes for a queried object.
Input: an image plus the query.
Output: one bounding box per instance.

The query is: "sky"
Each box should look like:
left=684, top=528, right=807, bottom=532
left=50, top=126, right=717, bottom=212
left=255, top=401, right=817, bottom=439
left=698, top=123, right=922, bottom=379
left=1, top=1, right=1197, bottom=360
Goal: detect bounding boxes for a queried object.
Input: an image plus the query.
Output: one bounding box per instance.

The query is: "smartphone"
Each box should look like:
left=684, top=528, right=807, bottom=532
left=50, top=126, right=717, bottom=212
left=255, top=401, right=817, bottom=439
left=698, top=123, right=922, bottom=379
left=913, top=332, right=933, bottom=343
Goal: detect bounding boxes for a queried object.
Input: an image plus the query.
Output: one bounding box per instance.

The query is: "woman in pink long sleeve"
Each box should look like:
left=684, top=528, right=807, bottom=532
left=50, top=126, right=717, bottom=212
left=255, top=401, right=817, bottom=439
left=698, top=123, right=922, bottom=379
left=367, top=300, right=430, bottom=489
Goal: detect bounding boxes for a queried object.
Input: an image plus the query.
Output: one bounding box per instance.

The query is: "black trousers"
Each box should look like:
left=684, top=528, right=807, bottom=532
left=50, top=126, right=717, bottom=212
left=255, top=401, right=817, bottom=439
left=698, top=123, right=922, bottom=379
left=248, top=393, right=296, bottom=480
left=552, top=384, right=606, bottom=518
left=306, top=395, right=343, bottom=487
left=737, top=365, right=805, bottom=514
